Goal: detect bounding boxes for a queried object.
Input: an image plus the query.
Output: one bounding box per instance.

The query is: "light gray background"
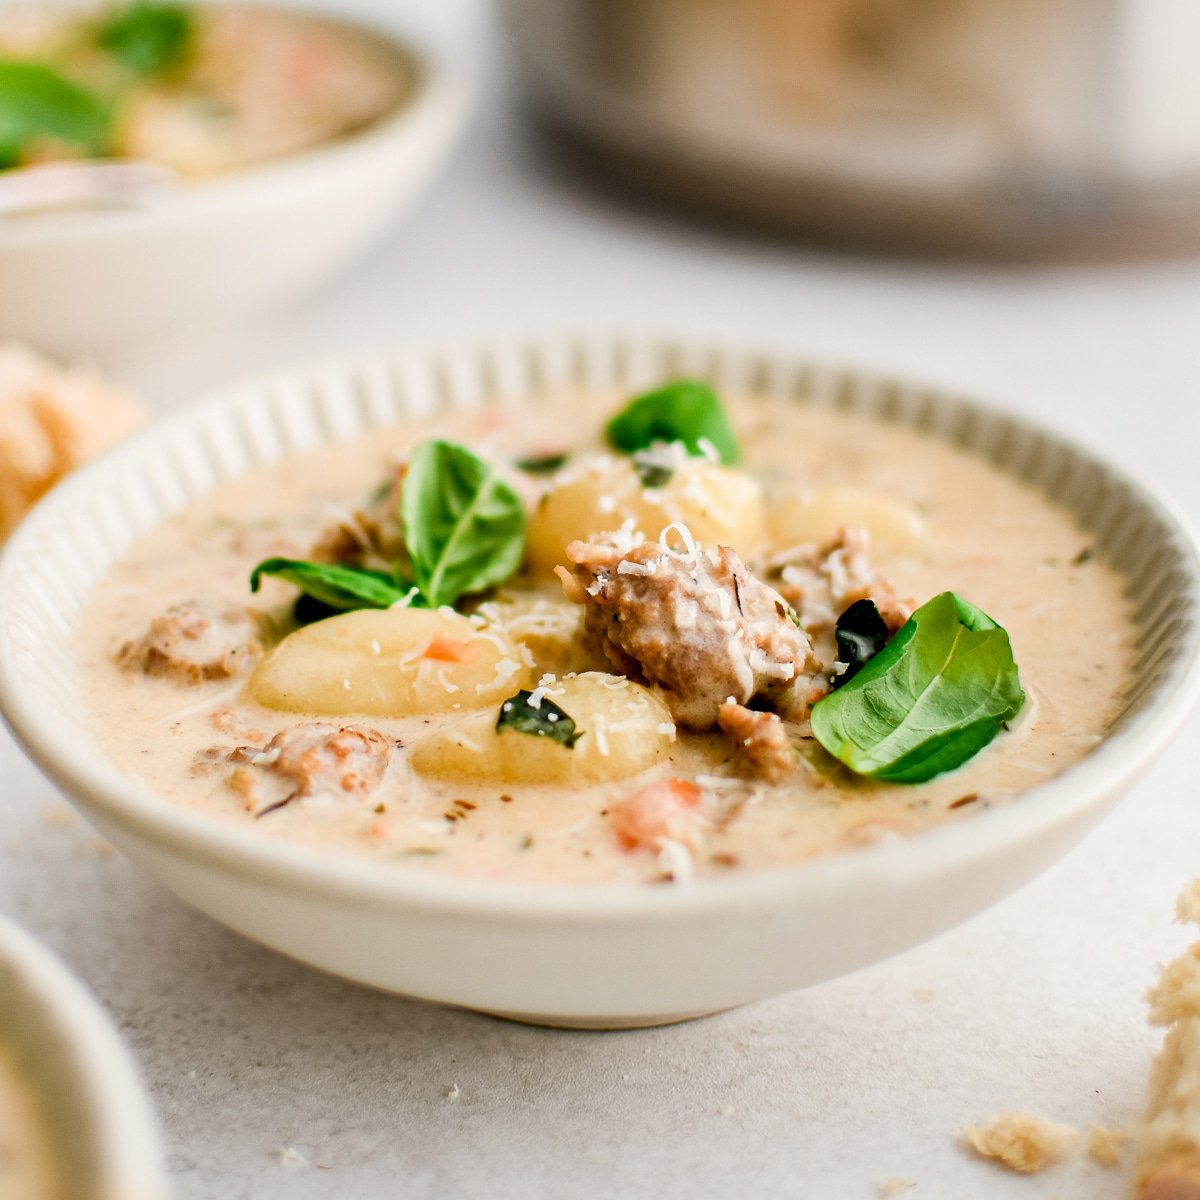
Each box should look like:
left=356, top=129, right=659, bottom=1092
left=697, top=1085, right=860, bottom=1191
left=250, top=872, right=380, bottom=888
left=4, top=3, right=1200, bottom=1196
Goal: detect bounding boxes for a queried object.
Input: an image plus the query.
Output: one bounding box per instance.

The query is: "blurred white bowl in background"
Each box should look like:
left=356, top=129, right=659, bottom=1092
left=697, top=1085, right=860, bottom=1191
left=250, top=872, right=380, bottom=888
left=0, top=16, right=470, bottom=355
left=0, top=915, right=165, bottom=1199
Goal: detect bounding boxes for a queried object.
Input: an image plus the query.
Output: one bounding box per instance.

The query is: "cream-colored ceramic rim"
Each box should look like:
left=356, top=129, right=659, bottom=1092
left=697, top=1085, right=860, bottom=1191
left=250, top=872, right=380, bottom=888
left=0, top=916, right=164, bottom=1200
left=0, top=5, right=469, bottom=246
left=1, top=335, right=1199, bottom=921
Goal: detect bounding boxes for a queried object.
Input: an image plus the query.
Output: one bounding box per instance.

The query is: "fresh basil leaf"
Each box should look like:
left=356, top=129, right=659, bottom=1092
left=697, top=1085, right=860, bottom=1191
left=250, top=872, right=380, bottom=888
left=515, top=452, right=568, bottom=474
left=401, top=440, right=526, bottom=610
left=832, top=599, right=889, bottom=689
left=0, top=63, right=110, bottom=163
left=249, top=558, right=409, bottom=613
left=811, top=591, right=1025, bottom=784
left=496, top=689, right=582, bottom=749
left=606, top=379, right=740, bottom=464
left=95, top=2, right=194, bottom=77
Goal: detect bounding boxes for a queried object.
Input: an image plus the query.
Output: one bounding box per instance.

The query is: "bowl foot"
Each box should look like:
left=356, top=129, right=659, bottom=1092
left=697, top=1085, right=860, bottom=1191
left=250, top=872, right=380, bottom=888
left=472, top=1006, right=732, bottom=1030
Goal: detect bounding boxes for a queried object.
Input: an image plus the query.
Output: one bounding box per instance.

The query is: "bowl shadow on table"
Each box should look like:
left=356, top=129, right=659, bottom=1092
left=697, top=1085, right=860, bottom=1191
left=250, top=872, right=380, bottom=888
left=39, top=864, right=1150, bottom=1195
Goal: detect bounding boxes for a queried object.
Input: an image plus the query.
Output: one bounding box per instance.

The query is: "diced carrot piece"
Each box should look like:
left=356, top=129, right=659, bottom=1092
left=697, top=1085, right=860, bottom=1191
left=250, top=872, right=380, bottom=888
left=609, top=778, right=704, bottom=852
left=421, top=635, right=474, bottom=664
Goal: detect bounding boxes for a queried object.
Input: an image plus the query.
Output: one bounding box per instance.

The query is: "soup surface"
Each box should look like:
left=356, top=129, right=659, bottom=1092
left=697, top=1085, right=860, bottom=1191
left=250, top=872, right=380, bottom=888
left=0, top=3, right=408, bottom=179
left=77, top=389, right=1135, bottom=885
left=0, top=1047, right=58, bottom=1200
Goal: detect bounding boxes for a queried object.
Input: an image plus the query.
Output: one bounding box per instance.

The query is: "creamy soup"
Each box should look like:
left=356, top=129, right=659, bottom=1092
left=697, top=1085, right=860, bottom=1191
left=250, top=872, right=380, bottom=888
left=0, top=1048, right=58, bottom=1200
left=77, top=389, right=1134, bottom=885
left=0, top=4, right=408, bottom=179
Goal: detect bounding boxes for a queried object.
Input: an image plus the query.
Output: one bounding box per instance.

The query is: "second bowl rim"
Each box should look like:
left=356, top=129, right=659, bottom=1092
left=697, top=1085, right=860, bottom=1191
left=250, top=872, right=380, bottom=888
left=0, top=6, right=472, bottom=247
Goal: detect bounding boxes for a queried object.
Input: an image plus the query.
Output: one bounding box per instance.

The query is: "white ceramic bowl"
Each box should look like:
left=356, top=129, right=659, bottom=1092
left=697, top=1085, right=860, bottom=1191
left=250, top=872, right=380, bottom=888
left=0, top=915, right=164, bottom=1199
left=1, top=336, right=1198, bottom=1028
left=0, top=13, right=470, bottom=355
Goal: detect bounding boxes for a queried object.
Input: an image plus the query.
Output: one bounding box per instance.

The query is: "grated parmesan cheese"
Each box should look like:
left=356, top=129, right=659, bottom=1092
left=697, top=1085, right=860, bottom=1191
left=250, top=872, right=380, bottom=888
left=656, top=838, right=695, bottom=882
left=617, top=558, right=658, bottom=577
left=747, top=647, right=795, bottom=681
left=659, top=521, right=700, bottom=563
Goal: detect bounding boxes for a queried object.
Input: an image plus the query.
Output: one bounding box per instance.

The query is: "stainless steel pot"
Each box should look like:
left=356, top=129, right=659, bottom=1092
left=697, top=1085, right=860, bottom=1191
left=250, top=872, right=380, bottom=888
left=502, top=0, right=1200, bottom=256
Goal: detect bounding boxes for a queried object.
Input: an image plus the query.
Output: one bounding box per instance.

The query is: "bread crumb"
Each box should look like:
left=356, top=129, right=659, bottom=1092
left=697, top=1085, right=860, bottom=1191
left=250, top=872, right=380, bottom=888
left=878, top=1179, right=915, bottom=1197
left=1086, top=1124, right=1128, bottom=1169
left=963, top=1112, right=1077, bottom=1173
left=0, top=343, right=142, bottom=542
left=444, top=1083, right=460, bottom=1100
left=273, top=1147, right=309, bottom=1170
left=1176, top=882, right=1200, bottom=927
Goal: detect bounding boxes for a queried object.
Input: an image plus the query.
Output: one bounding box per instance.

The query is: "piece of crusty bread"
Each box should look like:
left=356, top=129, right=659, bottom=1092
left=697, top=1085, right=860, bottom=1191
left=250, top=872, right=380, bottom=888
left=1134, top=885, right=1200, bottom=1200
left=0, top=343, right=142, bottom=542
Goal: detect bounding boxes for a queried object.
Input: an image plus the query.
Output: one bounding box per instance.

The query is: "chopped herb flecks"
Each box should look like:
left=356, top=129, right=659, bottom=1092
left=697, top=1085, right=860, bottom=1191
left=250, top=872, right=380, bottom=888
left=496, top=689, right=582, bottom=749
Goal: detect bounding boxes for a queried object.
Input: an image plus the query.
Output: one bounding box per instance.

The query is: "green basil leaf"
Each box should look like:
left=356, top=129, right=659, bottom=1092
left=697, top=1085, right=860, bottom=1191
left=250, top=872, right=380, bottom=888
left=496, top=689, right=582, bottom=749
left=514, top=452, right=568, bottom=475
left=606, top=379, right=740, bottom=464
left=832, top=598, right=889, bottom=689
left=0, top=63, right=110, bottom=162
left=401, top=440, right=526, bottom=610
left=811, top=591, right=1025, bottom=784
left=95, top=2, right=194, bottom=77
left=249, top=558, right=410, bottom=613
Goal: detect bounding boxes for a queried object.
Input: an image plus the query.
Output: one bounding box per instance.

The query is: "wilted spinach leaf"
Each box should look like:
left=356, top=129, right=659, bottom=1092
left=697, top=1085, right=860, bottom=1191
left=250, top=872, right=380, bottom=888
left=632, top=456, right=674, bottom=489
left=496, top=689, right=581, bottom=749
left=514, top=452, right=568, bottom=475
left=832, top=599, right=889, bottom=689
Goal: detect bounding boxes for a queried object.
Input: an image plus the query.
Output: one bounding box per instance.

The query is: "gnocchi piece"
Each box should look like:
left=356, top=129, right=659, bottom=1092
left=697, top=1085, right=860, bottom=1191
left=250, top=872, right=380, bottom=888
left=472, top=595, right=606, bottom=677
left=768, top=487, right=930, bottom=559
left=248, top=608, right=534, bottom=716
left=410, top=672, right=676, bottom=786
left=526, top=454, right=764, bottom=575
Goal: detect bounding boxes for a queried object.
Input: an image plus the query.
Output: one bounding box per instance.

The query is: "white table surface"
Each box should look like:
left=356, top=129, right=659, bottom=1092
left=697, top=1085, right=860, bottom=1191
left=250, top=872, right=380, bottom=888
left=5, top=3, right=1200, bottom=1197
